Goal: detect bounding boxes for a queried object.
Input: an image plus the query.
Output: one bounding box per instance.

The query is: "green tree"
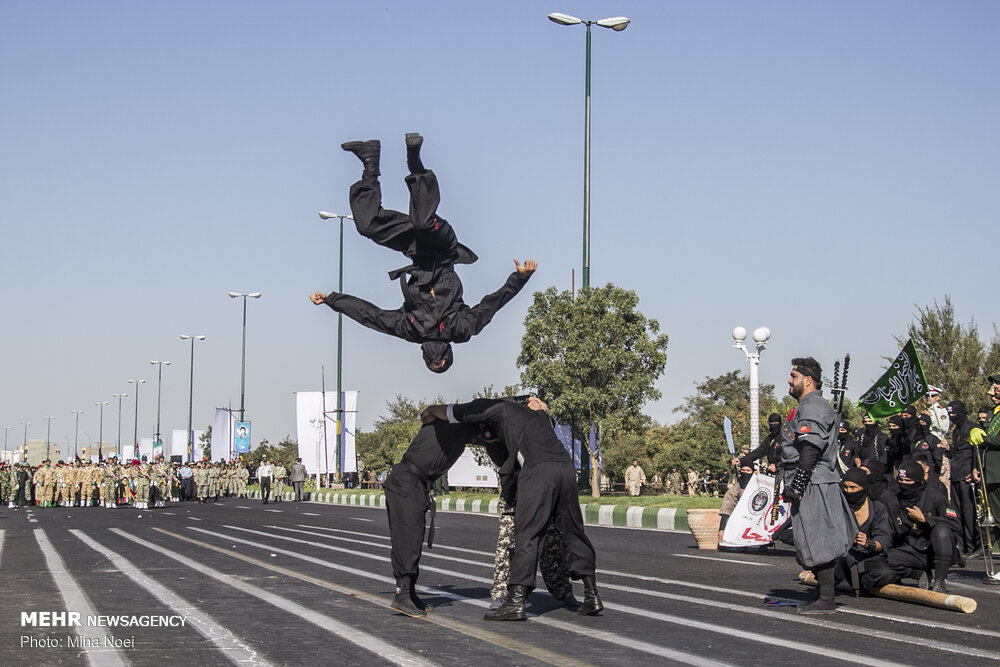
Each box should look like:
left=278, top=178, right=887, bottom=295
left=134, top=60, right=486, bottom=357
left=896, top=296, right=1000, bottom=412
left=199, top=425, right=212, bottom=461
left=355, top=395, right=425, bottom=475
left=518, top=284, right=669, bottom=496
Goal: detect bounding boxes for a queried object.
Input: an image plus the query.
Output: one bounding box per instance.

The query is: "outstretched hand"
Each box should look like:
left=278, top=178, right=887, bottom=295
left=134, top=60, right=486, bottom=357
left=514, top=259, right=537, bottom=277
left=310, top=292, right=327, bottom=305
left=420, top=405, right=448, bottom=424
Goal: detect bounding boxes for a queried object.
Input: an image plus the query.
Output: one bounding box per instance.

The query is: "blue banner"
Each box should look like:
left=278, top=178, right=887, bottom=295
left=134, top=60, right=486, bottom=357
left=235, top=422, right=251, bottom=453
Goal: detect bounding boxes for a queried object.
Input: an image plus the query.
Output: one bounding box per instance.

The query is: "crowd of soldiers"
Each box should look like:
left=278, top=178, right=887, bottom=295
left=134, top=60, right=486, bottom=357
left=0, top=457, right=275, bottom=508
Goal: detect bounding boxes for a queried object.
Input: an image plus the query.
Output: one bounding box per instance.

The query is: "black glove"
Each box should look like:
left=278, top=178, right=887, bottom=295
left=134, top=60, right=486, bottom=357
left=783, top=466, right=812, bottom=502
left=783, top=441, right=821, bottom=502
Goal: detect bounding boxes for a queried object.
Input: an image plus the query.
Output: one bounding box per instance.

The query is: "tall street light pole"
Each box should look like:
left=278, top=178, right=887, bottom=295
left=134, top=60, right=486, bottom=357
left=21, top=421, right=30, bottom=463
left=94, top=402, right=109, bottom=461
left=180, top=335, right=206, bottom=462
left=2, top=426, right=12, bottom=461
left=113, top=392, right=127, bottom=457
left=149, top=360, right=171, bottom=455
left=71, top=410, right=84, bottom=459
left=228, top=291, right=262, bottom=423
left=732, top=326, right=771, bottom=452
left=319, top=211, right=353, bottom=482
left=128, top=379, right=146, bottom=458
left=43, top=416, right=55, bottom=462
left=547, top=12, right=630, bottom=289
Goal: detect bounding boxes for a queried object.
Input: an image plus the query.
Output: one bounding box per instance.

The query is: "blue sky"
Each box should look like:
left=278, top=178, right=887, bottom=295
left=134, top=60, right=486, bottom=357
left=2, top=2, right=997, bottom=451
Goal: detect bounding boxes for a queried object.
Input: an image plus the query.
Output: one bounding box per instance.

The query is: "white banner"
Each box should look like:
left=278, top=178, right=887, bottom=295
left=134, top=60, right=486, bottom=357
left=720, top=473, right=790, bottom=547
left=295, top=390, right=358, bottom=476
left=211, top=408, right=236, bottom=462
left=139, top=437, right=154, bottom=462
left=170, top=429, right=204, bottom=461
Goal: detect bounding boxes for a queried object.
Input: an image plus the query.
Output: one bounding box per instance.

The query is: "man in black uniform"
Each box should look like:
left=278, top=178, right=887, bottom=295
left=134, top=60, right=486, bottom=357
left=310, top=134, right=536, bottom=373
left=836, top=420, right=859, bottom=474
left=421, top=396, right=602, bottom=621
left=857, top=414, right=888, bottom=467
left=384, top=420, right=507, bottom=617
left=735, top=413, right=782, bottom=474
left=779, top=357, right=855, bottom=615
left=883, top=459, right=959, bottom=592
left=947, top=401, right=980, bottom=556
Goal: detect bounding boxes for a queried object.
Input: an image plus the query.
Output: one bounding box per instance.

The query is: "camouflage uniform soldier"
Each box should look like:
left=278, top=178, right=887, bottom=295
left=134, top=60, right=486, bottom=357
left=273, top=463, right=287, bottom=502
left=102, top=460, right=119, bottom=508
left=135, top=457, right=152, bottom=509
left=92, top=462, right=105, bottom=506
left=194, top=463, right=209, bottom=502
left=55, top=463, right=72, bottom=506
left=170, top=464, right=182, bottom=502
left=489, top=492, right=577, bottom=609
left=2, top=463, right=12, bottom=507
left=79, top=461, right=95, bottom=507
left=151, top=457, right=169, bottom=507
left=236, top=464, right=249, bottom=498
left=41, top=461, right=57, bottom=507
left=225, top=463, right=237, bottom=497
left=208, top=462, right=221, bottom=501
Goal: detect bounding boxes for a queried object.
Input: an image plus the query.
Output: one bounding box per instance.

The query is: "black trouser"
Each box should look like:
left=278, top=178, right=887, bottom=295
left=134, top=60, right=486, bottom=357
left=260, top=477, right=271, bottom=502
left=180, top=478, right=192, bottom=501
left=886, top=525, right=956, bottom=582
left=834, top=555, right=894, bottom=593
left=293, top=481, right=304, bottom=501
left=951, top=479, right=979, bottom=552
left=384, top=464, right=431, bottom=580
left=348, top=170, right=455, bottom=256
left=510, top=461, right=596, bottom=587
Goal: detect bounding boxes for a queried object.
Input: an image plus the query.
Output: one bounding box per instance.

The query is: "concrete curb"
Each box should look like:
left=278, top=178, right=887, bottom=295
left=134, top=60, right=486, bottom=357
left=248, top=489, right=692, bottom=532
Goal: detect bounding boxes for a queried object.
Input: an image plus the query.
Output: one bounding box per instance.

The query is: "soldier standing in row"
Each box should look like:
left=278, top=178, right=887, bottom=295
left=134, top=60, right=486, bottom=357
left=273, top=461, right=287, bottom=502
left=195, top=462, right=210, bottom=502
left=236, top=463, right=249, bottom=498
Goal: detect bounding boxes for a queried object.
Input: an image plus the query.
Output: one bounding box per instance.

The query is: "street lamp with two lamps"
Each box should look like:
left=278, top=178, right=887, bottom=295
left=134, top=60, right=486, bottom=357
left=547, top=12, right=630, bottom=289
left=228, top=292, right=262, bottom=424
left=150, top=360, right=171, bottom=457
left=732, top=326, right=771, bottom=452
left=180, top=335, right=206, bottom=462
left=318, top=210, right=353, bottom=483
left=94, top=402, right=109, bottom=460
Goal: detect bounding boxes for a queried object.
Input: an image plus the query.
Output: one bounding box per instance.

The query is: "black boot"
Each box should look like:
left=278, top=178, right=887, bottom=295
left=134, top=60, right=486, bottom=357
left=798, top=562, right=837, bottom=615
left=342, top=139, right=381, bottom=179
left=409, top=572, right=429, bottom=612
left=577, top=575, right=604, bottom=616
left=484, top=584, right=526, bottom=621
left=390, top=576, right=426, bottom=618
left=932, top=557, right=951, bottom=593
left=405, top=133, right=424, bottom=173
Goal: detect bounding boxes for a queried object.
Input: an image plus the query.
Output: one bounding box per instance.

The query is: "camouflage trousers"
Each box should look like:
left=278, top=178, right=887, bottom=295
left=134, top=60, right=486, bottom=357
left=490, top=497, right=573, bottom=600
left=274, top=480, right=285, bottom=500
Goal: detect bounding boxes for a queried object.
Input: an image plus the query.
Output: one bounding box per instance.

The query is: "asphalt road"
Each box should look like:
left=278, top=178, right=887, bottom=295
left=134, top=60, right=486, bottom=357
left=1, top=499, right=998, bottom=667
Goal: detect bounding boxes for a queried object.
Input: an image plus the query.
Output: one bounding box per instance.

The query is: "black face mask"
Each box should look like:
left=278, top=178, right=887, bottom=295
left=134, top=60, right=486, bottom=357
left=768, top=422, right=781, bottom=437
left=843, top=488, right=867, bottom=511
left=838, top=430, right=849, bottom=443
left=898, top=481, right=924, bottom=507
left=738, top=472, right=753, bottom=488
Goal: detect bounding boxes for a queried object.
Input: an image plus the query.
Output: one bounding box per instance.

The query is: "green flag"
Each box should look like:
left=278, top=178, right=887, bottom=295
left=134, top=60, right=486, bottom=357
left=857, top=339, right=929, bottom=419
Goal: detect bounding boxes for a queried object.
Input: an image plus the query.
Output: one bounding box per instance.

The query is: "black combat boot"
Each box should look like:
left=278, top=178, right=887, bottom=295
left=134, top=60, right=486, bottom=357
left=405, top=133, right=425, bottom=173
left=484, top=584, right=526, bottom=621
left=341, top=139, right=381, bottom=179
left=577, top=575, right=604, bottom=616
left=390, top=576, right=426, bottom=618
left=409, top=572, right=429, bottom=612
left=798, top=562, right=837, bottom=615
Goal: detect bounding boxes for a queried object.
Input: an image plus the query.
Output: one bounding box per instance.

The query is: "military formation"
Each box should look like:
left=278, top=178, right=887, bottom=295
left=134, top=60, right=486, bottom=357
left=1, top=457, right=263, bottom=508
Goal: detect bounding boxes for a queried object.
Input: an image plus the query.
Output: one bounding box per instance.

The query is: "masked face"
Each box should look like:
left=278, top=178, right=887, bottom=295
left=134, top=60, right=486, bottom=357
left=842, top=481, right=867, bottom=511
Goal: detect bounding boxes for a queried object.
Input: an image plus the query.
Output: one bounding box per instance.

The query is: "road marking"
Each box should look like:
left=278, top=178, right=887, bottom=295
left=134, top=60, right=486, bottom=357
left=301, top=512, right=319, bottom=516
left=111, top=528, right=433, bottom=667
left=35, top=530, right=128, bottom=667
left=350, top=517, right=374, bottom=522
left=671, top=553, right=775, bottom=567
left=162, top=511, right=175, bottom=515
left=237, top=506, right=251, bottom=509
left=189, top=516, right=202, bottom=521
left=178, top=526, right=723, bottom=667
left=70, top=530, right=271, bottom=666
left=265, top=509, right=282, bottom=513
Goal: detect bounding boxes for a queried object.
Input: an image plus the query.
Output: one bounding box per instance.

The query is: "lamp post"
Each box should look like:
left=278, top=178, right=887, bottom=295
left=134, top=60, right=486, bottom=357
left=547, top=12, right=630, bottom=289
left=318, top=211, right=352, bottom=483
left=149, top=360, right=171, bottom=455
left=128, top=379, right=146, bottom=457
left=228, top=291, right=262, bottom=423
left=180, top=335, right=206, bottom=462
left=113, top=392, right=127, bottom=457
left=2, top=426, right=11, bottom=462
left=20, top=421, right=29, bottom=463
left=43, top=415, right=55, bottom=462
left=71, top=410, right=84, bottom=459
left=94, top=402, right=108, bottom=461
left=732, top=326, right=771, bottom=452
